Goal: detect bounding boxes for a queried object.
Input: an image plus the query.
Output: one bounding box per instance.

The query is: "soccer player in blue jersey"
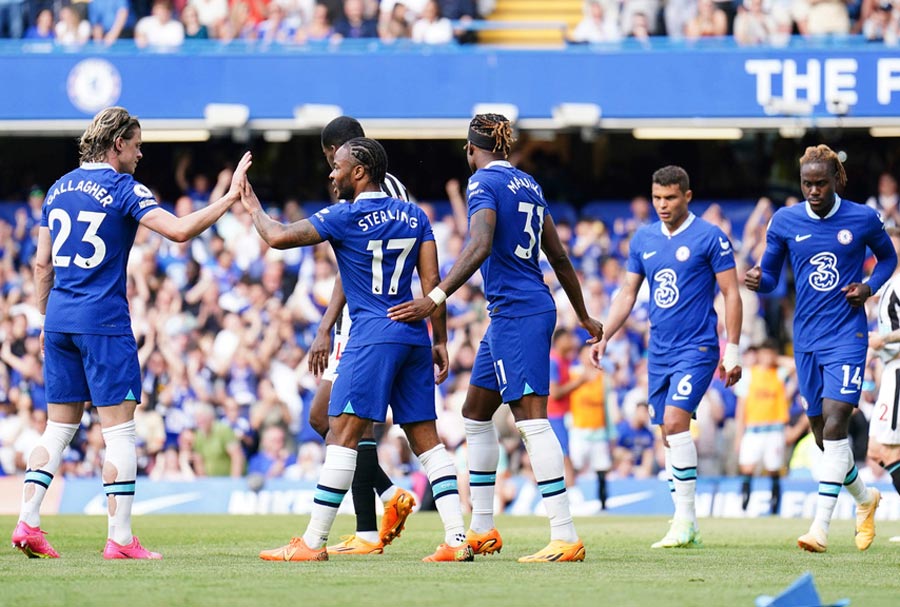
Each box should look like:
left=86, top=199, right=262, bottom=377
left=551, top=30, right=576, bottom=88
left=590, top=165, right=743, bottom=549
left=306, top=116, right=417, bottom=556
left=745, top=145, right=897, bottom=553
left=388, top=114, right=604, bottom=563
left=11, top=106, right=252, bottom=560
left=250, top=138, right=473, bottom=562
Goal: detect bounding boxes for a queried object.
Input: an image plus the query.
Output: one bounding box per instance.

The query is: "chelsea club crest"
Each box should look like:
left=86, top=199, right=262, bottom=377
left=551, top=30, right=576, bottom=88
left=67, top=59, right=122, bottom=114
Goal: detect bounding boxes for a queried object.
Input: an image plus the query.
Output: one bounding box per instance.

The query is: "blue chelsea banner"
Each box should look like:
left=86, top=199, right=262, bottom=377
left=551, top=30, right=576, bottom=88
left=0, top=40, right=898, bottom=121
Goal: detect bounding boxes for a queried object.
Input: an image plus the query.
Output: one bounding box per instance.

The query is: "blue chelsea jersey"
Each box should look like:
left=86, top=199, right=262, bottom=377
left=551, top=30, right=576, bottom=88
left=42, top=163, right=159, bottom=335
left=466, top=161, right=555, bottom=318
left=309, top=193, right=433, bottom=346
left=761, top=197, right=895, bottom=353
left=626, top=214, right=735, bottom=356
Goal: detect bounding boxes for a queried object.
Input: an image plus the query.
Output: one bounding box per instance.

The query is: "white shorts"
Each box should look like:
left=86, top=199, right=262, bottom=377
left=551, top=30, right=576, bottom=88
left=738, top=426, right=785, bottom=472
left=871, top=359, right=900, bottom=446
left=320, top=333, right=349, bottom=384
left=569, top=427, right=611, bottom=472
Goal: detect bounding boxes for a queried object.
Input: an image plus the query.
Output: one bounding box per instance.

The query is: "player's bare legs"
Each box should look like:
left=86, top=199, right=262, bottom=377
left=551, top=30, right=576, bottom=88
left=801, top=398, right=879, bottom=552
left=309, top=379, right=413, bottom=553
left=96, top=401, right=161, bottom=559
left=13, top=402, right=84, bottom=558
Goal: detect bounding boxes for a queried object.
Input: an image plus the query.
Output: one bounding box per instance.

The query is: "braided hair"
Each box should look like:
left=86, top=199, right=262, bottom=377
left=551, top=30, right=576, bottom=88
left=800, top=144, right=847, bottom=189
left=469, top=113, right=515, bottom=157
left=344, top=137, right=387, bottom=185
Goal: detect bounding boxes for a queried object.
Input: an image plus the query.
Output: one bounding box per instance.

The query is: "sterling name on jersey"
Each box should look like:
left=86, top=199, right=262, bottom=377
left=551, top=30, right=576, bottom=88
left=42, top=163, right=159, bottom=335
left=626, top=213, right=735, bottom=356
left=333, top=171, right=410, bottom=339
left=466, top=160, right=555, bottom=318
left=310, top=192, right=432, bottom=347
left=759, top=196, right=895, bottom=353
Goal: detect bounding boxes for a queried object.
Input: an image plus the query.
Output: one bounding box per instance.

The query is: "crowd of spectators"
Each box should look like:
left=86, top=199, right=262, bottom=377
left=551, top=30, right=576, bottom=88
left=569, top=0, right=900, bottom=44
left=0, top=152, right=898, bottom=514
left=2, top=0, right=899, bottom=46
left=0, top=0, right=487, bottom=46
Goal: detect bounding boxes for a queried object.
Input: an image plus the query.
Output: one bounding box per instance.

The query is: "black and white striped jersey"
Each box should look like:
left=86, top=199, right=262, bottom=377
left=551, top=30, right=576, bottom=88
left=877, top=274, right=900, bottom=362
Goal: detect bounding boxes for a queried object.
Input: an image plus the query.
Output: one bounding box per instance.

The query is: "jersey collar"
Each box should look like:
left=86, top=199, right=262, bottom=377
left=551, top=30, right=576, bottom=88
left=805, top=194, right=842, bottom=220
left=80, top=162, right=114, bottom=170
left=354, top=191, right=389, bottom=202
left=660, top=212, right=696, bottom=238
left=485, top=160, right=513, bottom=169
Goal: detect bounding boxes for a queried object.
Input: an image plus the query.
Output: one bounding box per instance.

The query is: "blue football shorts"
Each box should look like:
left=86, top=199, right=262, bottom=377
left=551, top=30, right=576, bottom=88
left=795, top=344, right=867, bottom=416
left=648, top=350, right=718, bottom=425
left=43, top=332, right=142, bottom=407
left=328, top=342, right=436, bottom=425
left=548, top=415, right=570, bottom=456
left=470, top=310, right=556, bottom=403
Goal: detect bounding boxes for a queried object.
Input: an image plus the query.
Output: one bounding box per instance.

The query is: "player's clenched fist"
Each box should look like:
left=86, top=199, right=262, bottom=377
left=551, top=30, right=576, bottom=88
left=744, top=266, right=762, bottom=291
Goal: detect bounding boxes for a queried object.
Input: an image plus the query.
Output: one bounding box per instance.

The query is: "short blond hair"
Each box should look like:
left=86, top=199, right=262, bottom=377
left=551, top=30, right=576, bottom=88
left=79, top=106, right=140, bottom=164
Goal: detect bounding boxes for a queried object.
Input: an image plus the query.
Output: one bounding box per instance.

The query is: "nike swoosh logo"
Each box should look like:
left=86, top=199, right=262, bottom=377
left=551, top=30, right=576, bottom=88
left=719, top=237, right=731, bottom=250
left=840, top=387, right=857, bottom=395
left=84, top=492, right=204, bottom=515
left=720, top=250, right=732, bottom=256
left=643, top=251, right=657, bottom=259
left=672, top=395, right=690, bottom=401
left=468, top=181, right=480, bottom=191
left=795, top=234, right=812, bottom=242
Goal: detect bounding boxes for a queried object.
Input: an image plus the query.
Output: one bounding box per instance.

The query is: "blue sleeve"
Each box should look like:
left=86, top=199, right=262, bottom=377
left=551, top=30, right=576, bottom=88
left=419, top=208, right=435, bottom=243
left=757, top=215, right=787, bottom=293
left=624, top=234, right=644, bottom=276
left=308, top=203, right=344, bottom=243
left=709, top=227, right=736, bottom=274
left=120, top=177, right=160, bottom=222
left=865, top=214, right=898, bottom=293
left=466, top=174, right=497, bottom=217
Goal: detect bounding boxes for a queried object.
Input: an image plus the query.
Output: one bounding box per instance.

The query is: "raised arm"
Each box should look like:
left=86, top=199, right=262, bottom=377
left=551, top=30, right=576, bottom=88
left=140, top=151, right=252, bottom=242
left=417, top=239, right=449, bottom=385
left=239, top=179, right=325, bottom=250
left=540, top=214, right=603, bottom=342
left=715, top=267, right=743, bottom=386
left=387, top=207, right=495, bottom=323
left=590, top=271, right=643, bottom=368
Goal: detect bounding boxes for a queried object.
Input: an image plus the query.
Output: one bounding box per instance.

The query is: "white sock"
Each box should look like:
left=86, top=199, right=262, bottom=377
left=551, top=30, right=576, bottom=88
left=842, top=451, right=872, bottom=505
left=516, top=419, right=578, bottom=543
left=419, top=444, right=466, bottom=547
left=19, top=421, right=79, bottom=527
left=102, top=420, right=137, bottom=546
left=668, top=431, right=698, bottom=526
left=303, top=445, right=356, bottom=549
left=465, top=418, right=499, bottom=533
left=379, top=486, right=398, bottom=503
left=664, top=446, right=676, bottom=506
left=815, top=439, right=848, bottom=535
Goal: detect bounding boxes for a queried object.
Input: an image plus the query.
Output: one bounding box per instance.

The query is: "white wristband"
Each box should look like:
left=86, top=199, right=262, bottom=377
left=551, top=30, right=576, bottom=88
left=723, top=343, right=740, bottom=372
left=427, top=287, right=447, bottom=306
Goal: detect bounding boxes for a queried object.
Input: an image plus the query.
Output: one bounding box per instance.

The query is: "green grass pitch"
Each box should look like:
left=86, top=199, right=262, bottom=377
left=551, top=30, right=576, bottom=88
left=1, top=514, right=898, bottom=606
